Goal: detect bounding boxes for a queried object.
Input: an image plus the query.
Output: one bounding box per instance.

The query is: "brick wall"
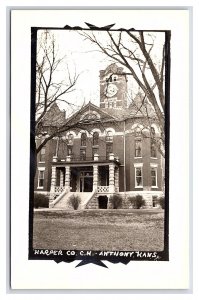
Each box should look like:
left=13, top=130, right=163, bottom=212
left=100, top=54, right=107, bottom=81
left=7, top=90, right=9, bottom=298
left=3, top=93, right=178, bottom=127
left=34, top=118, right=163, bottom=194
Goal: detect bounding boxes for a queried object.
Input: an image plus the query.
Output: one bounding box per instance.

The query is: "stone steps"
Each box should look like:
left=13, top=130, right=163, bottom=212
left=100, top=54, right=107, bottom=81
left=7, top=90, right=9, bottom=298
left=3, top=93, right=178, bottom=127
left=86, top=194, right=98, bottom=209
left=53, top=192, right=73, bottom=209
left=53, top=192, right=93, bottom=209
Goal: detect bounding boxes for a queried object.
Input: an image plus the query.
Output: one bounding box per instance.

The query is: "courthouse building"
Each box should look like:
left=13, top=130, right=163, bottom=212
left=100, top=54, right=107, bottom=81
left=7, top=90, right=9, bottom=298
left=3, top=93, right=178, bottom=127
left=34, top=63, right=164, bottom=209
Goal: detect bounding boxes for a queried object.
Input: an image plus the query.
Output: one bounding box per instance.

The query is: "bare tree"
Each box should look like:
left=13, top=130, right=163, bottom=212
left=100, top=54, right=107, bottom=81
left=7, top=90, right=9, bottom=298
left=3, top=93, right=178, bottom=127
left=79, top=30, right=166, bottom=157
left=34, top=31, right=120, bottom=156
left=128, top=92, right=165, bottom=158
left=35, top=30, right=82, bottom=154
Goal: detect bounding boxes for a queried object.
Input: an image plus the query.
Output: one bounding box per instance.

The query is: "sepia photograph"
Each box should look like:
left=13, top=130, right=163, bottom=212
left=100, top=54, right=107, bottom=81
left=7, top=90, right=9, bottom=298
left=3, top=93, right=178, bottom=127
left=9, top=7, right=191, bottom=290
left=29, top=26, right=169, bottom=262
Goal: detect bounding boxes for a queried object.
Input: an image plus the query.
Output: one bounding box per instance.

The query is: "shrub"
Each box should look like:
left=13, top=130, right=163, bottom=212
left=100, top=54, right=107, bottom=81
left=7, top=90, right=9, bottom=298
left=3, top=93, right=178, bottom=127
left=158, top=196, right=165, bottom=209
left=128, top=194, right=145, bottom=209
left=34, top=193, right=49, bottom=208
left=69, top=194, right=81, bottom=210
left=109, top=194, right=123, bottom=209
left=128, top=196, right=136, bottom=208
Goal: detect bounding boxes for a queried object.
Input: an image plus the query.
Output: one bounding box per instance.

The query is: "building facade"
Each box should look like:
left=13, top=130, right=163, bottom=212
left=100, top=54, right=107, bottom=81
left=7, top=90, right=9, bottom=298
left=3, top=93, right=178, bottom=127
left=34, top=63, right=164, bottom=209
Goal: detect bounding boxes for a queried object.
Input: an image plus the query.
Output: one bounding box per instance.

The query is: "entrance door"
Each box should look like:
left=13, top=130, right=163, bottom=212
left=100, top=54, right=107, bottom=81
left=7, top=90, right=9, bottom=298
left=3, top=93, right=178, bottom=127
left=98, top=196, right=108, bottom=209
left=80, top=171, right=93, bottom=192
left=84, top=177, right=93, bottom=192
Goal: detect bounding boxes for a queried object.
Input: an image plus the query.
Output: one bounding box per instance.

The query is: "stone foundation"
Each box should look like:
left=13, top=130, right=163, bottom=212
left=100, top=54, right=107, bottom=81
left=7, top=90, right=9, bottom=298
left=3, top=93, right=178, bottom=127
left=120, top=191, right=163, bottom=209
left=37, top=190, right=164, bottom=210
left=86, top=191, right=164, bottom=209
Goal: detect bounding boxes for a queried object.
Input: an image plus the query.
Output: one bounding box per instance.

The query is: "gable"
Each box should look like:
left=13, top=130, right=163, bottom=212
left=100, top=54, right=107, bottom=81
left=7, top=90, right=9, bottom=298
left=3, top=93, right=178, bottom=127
left=66, top=102, right=118, bottom=126
left=42, top=102, right=66, bottom=126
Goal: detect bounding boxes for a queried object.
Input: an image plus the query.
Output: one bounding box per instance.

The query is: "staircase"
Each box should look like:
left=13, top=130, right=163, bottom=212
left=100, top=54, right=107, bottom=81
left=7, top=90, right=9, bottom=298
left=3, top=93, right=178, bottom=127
left=53, top=191, right=95, bottom=209
left=77, top=192, right=94, bottom=209
left=86, top=194, right=98, bottom=209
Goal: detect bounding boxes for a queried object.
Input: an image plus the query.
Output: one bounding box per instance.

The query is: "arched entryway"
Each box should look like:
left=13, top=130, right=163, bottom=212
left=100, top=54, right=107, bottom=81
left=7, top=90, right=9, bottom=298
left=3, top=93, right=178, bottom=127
left=98, top=196, right=108, bottom=209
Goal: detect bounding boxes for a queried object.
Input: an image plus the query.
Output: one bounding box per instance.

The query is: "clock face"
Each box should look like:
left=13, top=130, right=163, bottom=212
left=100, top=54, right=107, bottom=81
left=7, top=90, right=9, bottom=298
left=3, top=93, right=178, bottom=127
left=104, top=83, right=118, bottom=97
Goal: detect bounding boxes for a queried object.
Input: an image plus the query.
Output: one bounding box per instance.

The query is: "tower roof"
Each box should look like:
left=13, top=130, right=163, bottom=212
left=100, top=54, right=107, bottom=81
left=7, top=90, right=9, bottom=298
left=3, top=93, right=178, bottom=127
left=42, top=102, right=66, bottom=126
left=100, top=63, right=124, bottom=76
left=128, top=92, right=156, bottom=119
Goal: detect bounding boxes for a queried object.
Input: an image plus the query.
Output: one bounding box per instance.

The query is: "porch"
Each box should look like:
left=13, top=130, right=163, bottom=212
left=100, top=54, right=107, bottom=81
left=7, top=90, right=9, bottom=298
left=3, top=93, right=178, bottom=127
left=50, top=153, right=120, bottom=199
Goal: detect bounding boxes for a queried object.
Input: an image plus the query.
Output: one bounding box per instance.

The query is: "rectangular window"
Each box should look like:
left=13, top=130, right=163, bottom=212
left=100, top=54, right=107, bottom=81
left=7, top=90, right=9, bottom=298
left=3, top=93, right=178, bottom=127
left=39, top=147, right=45, bottom=162
left=93, top=132, right=99, bottom=146
left=80, top=149, right=86, bottom=160
left=109, top=101, right=113, bottom=108
left=151, top=167, right=157, bottom=187
left=67, top=146, right=73, bottom=156
left=67, top=134, right=74, bottom=145
left=135, top=167, right=143, bottom=187
left=38, top=170, right=45, bottom=188
left=81, top=133, right=87, bottom=146
left=135, top=139, right=142, bottom=157
left=106, top=131, right=113, bottom=142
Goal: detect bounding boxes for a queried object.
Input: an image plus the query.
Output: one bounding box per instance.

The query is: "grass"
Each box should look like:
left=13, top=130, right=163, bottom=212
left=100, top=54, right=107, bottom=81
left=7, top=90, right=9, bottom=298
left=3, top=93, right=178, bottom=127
left=33, top=209, right=164, bottom=251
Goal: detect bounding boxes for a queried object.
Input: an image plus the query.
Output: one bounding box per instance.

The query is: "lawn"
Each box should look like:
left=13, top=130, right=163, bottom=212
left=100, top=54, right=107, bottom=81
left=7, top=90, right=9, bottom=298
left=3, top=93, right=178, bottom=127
left=33, top=209, right=164, bottom=251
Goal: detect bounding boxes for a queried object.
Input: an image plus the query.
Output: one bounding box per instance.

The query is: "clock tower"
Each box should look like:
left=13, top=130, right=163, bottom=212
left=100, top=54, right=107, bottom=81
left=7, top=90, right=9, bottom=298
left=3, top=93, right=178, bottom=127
left=99, top=63, right=127, bottom=109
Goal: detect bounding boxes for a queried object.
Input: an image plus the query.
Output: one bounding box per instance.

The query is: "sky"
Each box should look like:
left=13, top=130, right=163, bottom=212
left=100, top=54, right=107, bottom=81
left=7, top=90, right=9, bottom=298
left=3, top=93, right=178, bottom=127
left=36, top=29, right=165, bottom=117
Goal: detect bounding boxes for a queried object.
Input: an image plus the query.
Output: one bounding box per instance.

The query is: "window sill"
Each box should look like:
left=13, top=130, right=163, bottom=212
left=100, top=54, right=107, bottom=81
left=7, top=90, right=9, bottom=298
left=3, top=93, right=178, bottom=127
left=37, top=186, right=44, bottom=189
left=39, top=161, right=45, bottom=163
left=151, top=186, right=158, bottom=188
left=134, top=157, right=142, bottom=159
left=135, top=186, right=143, bottom=189
left=151, top=157, right=157, bottom=159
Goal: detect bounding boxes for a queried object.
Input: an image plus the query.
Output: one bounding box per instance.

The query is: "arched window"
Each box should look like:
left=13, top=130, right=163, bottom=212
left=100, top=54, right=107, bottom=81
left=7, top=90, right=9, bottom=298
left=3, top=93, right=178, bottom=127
left=93, top=132, right=99, bottom=146
left=80, top=111, right=100, bottom=121
left=67, top=146, right=73, bottom=156
left=83, top=113, right=97, bottom=121
left=135, top=139, right=142, bottom=157
left=81, top=132, right=87, bottom=146
left=80, top=149, right=86, bottom=160
left=135, top=127, right=142, bottom=137
left=39, top=147, right=45, bottom=162
left=105, top=74, right=118, bottom=82
left=67, top=133, right=74, bottom=145
left=106, top=130, right=113, bottom=143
